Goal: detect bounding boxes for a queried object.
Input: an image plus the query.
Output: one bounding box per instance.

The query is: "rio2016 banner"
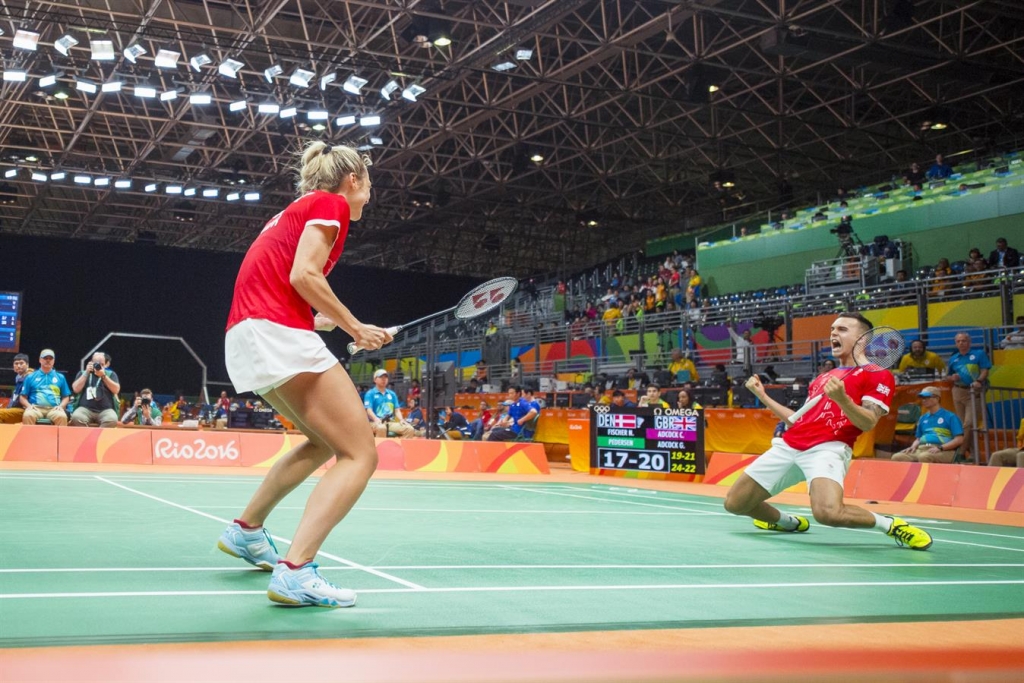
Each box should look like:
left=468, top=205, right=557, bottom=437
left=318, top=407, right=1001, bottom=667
left=589, top=405, right=705, bottom=480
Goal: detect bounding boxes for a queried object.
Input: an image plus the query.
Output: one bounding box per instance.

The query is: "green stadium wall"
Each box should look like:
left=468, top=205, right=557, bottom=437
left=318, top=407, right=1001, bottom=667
left=658, top=183, right=1024, bottom=296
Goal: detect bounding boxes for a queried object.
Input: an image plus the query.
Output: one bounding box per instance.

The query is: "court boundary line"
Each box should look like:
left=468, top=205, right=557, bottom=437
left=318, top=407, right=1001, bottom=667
left=4, top=578, right=1024, bottom=600
left=3, top=562, right=1022, bottom=574
left=93, top=476, right=425, bottom=591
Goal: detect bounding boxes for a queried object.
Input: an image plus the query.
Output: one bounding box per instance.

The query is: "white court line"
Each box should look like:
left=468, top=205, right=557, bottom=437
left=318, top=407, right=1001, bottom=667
left=837, top=526, right=1024, bottom=553
left=497, top=484, right=722, bottom=515
left=5, top=562, right=1021, bottom=574
left=584, top=487, right=726, bottom=508
left=4, top=579, right=1023, bottom=600
left=93, top=476, right=424, bottom=591
left=0, top=473, right=513, bottom=490
left=190, top=505, right=709, bottom=516
left=916, top=526, right=1024, bottom=541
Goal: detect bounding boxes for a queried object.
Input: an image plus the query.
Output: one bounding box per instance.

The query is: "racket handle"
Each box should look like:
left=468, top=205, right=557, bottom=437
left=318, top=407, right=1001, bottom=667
left=347, top=326, right=401, bottom=356
left=787, top=395, right=822, bottom=424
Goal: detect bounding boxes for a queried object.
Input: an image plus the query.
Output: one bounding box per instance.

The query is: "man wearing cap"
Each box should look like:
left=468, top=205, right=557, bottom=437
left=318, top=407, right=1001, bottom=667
left=0, top=354, right=32, bottom=424
left=363, top=369, right=415, bottom=438
left=20, top=349, right=71, bottom=426
left=70, top=351, right=121, bottom=428
left=892, top=387, right=964, bottom=463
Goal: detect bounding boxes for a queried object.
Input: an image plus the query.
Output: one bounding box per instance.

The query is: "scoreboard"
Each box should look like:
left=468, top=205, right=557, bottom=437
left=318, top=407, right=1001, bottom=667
left=0, top=292, right=21, bottom=353
left=589, top=405, right=705, bottom=479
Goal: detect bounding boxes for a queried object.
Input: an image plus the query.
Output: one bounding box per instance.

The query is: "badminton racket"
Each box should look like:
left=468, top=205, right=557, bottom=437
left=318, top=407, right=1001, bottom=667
left=787, top=326, right=904, bottom=424
left=347, top=276, right=519, bottom=356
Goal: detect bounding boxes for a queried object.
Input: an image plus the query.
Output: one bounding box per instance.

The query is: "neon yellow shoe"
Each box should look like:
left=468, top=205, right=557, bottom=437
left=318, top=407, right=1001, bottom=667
left=886, top=516, right=933, bottom=550
left=753, top=515, right=810, bottom=532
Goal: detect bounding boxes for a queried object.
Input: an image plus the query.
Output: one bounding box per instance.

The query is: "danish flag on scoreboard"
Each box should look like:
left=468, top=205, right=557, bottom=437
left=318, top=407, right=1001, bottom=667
left=669, top=416, right=698, bottom=431
left=610, top=414, right=639, bottom=429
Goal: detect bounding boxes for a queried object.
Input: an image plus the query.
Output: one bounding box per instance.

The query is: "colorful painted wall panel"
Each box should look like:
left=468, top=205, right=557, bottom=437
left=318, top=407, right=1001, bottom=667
left=238, top=431, right=309, bottom=468
left=0, top=424, right=57, bottom=461
left=929, top=296, right=1003, bottom=329
left=476, top=442, right=550, bottom=474
left=57, top=427, right=152, bottom=464
left=401, top=439, right=480, bottom=472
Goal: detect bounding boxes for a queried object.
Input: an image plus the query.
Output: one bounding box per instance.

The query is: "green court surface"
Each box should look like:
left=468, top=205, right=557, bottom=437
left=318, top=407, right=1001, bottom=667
left=2, top=470, right=1023, bottom=648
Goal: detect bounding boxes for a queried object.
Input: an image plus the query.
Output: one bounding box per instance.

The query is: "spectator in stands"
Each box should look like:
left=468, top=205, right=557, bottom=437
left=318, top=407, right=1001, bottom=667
left=638, top=383, right=670, bottom=408
left=726, top=321, right=755, bottom=371
left=405, top=397, right=426, bottom=436
left=509, top=358, right=522, bottom=386
left=407, top=379, right=421, bottom=401
left=213, top=392, right=231, bottom=429
left=904, top=162, right=926, bottom=186
left=69, top=352, right=121, bottom=428
left=988, top=419, right=1024, bottom=468
left=20, top=349, right=71, bottom=426
left=948, top=331, right=992, bottom=458
left=610, top=390, right=636, bottom=409
left=0, top=353, right=31, bottom=424
left=602, top=300, right=623, bottom=326
left=465, top=378, right=481, bottom=393
left=988, top=237, right=1020, bottom=269
left=484, top=386, right=538, bottom=441
left=964, top=249, right=989, bottom=291
left=364, top=369, right=416, bottom=438
left=668, top=349, right=699, bottom=385
left=896, top=339, right=946, bottom=376
left=437, top=406, right=472, bottom=439
left=818, top=359, right=836, bottom=375
left=686, top=299, right=704, bottom=327
left=930, top=258, right=952, bottom=297
left=926, top=154, right=952, bottom=180
left=472, top=360, right=489, bottom=384
left=676, top=388, right=701, bottom=410
left=121, top=388, right=162, bottom=426
left=1000, top=316, right=1024, bottom=350
left=467, top=400, right=493, bottom=440
left=685, top=267, right=702, bottom=304
left=891, top=386, right=964, bottom=463
left=710, top=364, right=730, bottom=389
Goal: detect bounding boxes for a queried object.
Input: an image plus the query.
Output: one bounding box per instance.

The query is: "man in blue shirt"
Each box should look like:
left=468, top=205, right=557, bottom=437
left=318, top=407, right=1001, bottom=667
left=484, top=386, right=538, bottom=441
left=0, top=354, right=32, bottom=424
left=363, top=369, right=415, bottom=438
left=926, top=153, right=952, bottom=180
left=948, top=332, right=992, bottom=458
left=20, top=348, right=71, bottom=426
left=892, top=386, right=964, bottom=463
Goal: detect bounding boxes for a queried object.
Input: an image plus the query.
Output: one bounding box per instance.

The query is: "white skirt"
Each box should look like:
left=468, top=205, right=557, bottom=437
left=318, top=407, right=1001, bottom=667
left=225, top=318, right=337, bottom=394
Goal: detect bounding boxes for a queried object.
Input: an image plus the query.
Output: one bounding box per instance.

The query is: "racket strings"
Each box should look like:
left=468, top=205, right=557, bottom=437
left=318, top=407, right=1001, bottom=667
left=860, top=328, right=905, bottom=370
left=453, top=277, right=518, bottom=320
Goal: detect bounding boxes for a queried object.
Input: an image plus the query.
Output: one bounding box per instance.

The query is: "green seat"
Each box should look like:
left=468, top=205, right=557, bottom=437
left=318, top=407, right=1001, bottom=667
left=890, top=403, right=921, bottom=452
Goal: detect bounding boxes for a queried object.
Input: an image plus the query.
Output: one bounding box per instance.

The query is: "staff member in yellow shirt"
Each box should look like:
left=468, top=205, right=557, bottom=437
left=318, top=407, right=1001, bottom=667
left=896, top=339, right=946, bottom=375
left=668, top=349, right=699, bottom=384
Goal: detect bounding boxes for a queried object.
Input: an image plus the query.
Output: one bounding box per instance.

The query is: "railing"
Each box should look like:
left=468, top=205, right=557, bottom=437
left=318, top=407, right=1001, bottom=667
left=969, top=386, right=1024, bottom=466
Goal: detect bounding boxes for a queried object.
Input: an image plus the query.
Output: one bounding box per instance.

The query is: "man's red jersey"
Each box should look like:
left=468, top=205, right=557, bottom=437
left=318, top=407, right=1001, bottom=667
left=783, top=365, right=895, bottom=450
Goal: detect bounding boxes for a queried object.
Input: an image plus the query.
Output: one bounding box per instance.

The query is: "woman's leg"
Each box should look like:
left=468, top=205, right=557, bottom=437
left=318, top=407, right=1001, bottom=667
left=255, top=364, right=378, bottom=564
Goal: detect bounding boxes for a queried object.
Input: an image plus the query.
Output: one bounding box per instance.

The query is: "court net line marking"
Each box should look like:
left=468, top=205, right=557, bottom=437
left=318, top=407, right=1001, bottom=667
left=495, top=484, right=722, bottom=515
left=4, top=579, right=1023, bottom=600
left=190, top=505, right=711, bottom=516
left=3, top=563, right=1021, bottom=574
left=93, top=476, right=425, bottom=591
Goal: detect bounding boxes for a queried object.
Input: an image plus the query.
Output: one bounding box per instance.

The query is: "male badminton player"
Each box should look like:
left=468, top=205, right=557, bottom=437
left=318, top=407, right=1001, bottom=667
left=217, top=141, right=393, bottom=607
left=723, top=312, right=933, bottom=550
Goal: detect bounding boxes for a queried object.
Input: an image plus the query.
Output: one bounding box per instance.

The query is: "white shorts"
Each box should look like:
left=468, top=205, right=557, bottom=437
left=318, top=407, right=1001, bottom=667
left=744, top=438, right=852, bottom=496
left=225, top=319, right=337, bottom=395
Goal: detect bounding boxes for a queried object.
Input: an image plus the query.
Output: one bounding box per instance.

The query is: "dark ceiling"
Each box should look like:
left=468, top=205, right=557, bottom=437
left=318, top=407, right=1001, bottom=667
left=1, top=0, right=1022, bottom=277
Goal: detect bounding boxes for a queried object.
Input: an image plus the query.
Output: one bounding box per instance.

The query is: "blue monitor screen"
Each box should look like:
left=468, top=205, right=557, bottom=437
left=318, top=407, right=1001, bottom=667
left=0, top=292, right=22, bottom=353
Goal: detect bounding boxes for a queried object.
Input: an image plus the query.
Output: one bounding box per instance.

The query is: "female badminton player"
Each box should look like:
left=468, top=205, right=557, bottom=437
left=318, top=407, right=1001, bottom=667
left=217, top=141, right=392, bottom=607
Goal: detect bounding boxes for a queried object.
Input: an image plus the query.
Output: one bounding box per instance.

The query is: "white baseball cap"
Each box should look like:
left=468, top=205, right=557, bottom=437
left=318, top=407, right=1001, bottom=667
left=39, top=348, right=55, bottom=359
left=373, top=369, right=389, bottom=379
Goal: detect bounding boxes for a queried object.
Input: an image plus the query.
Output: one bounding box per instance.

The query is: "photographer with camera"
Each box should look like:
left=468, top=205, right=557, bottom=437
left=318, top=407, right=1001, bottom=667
left=69, top=352, right=121, bottom=428
left=121, top=388, right=162, bottom=426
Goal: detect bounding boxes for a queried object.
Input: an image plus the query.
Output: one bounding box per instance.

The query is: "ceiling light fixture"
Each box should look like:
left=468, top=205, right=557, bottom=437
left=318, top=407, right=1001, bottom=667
left=90, top=40, right=115, bottom=61
left=279, top=106, right=297, bottom=118
left=263, top=64, right=283, bottom=82
left=183, top=187, right=196, bottom=197
left=189, top=53, right=212, bottom=72
left=13, top=30, right=40, bottom=51
left=319, top=72, right=336, bottom=90
left=144, top=183, right=158, bottom=192
left=114, top=179, right=131, bottom=189
left=243, top=192, right=260, bottom=201
left=159, top=89, right=178, bottom=101
left=73, top=174, right=92, bottom=184
left=218, top=58, right=244, bottom=78
left=492, top=61, right=516, bottom=72
left=2, top=71, right=27, bottom=83
left=53, top=86, right=71, bottom=100
left=75, top=79, right=98, bottom=94
left=54, top=34, right=79, bottom=56
left=101, top=80, right=123, bottom=93
left=342, top=74, right=367, bottom=95
left=307, top=110, right=329, bottom=121
left=165, top=185, right=183, bottom=194
left=516, top=48, right=534, bottom=61
left=289, top=67, right=315, bottom=88
left=135, top=84, right=157, bottom=98
left=401, top=83, right=426, bottom=102
left=50, top=171, right=66, bottom=180
left=24, top=154, right=39, bottom=162
left=94, top=177, right=110, bottom=187
left=154, top=49, right=180, bottom=68
left=360, top=114, right=381, bottom=127
left=257, top=101, right=280, bottom=114
left=335, top=114, right=357, bottom=126
left=38, top=73, right=59, bottom=88
left=202, top=188, right=218, bottom=198
left=188, top=92, right=212, bottom=105
left=380, top=80, right=399, bottom=100
left=370, top=136, right=383, bottom=145
left=228, top=99, right=248, bottom=112
left=4, top=169, right=18, bottom=178
left=123, top=44, right=146, bottom=63
left=226, top=191, right=240, bottom=201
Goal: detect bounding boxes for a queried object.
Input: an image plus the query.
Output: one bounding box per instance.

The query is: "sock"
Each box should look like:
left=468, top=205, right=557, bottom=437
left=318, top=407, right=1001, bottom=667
left=775, top=512, right=799, bottom=530
left=872, top=512, right=893, bottom=532
left=234, top=518, right=261, bottom=531
left=279, top=559, right=311, bottom=570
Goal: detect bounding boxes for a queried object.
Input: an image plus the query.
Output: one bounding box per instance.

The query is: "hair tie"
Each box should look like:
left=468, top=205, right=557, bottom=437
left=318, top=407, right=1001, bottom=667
left=321, top=144, right=332, bottom=156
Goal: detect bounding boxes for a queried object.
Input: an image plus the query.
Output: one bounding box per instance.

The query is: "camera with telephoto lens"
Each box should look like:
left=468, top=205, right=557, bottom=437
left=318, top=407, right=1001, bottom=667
left=93, top=363, right=104, bottom=374
left=141, top=397, right=151, bottom=405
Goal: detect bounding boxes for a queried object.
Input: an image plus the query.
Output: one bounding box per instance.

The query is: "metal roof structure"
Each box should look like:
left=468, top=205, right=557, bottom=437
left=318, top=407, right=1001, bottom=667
left=1, top=0, right=1021, bottom=277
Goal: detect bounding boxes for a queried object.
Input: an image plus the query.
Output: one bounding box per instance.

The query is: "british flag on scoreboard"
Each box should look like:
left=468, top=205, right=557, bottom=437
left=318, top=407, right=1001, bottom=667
left=668, top=415, right=698, bottom=432
left=610, top=414, right=639, bottom=429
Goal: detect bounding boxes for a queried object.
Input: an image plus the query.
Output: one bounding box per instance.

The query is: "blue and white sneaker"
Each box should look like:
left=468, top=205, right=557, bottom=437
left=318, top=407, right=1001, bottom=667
left=216, top=522, right=281, bottom=571
left=267, top=562, right=357, bottom=608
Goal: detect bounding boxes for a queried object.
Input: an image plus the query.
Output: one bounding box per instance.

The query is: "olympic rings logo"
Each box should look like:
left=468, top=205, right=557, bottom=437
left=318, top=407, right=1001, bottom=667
left=592, top=405, right=609, bottom=413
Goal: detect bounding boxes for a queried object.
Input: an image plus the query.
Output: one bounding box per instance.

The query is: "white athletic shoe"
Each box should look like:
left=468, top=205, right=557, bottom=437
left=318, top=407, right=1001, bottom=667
left=267, top=562, right=357, bottom=608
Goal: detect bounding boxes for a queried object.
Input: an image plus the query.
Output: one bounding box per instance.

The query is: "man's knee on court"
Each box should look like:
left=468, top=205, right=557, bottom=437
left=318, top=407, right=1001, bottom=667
left=810, top=501, right=845, bottom=527
left=723, top=490, right=753, bottom=515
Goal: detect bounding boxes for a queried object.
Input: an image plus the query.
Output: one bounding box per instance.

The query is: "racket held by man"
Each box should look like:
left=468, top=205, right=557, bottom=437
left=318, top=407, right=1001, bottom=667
left=787, top=326, right=905, bottom=424
left=346, top=276, right=519, bottom=356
